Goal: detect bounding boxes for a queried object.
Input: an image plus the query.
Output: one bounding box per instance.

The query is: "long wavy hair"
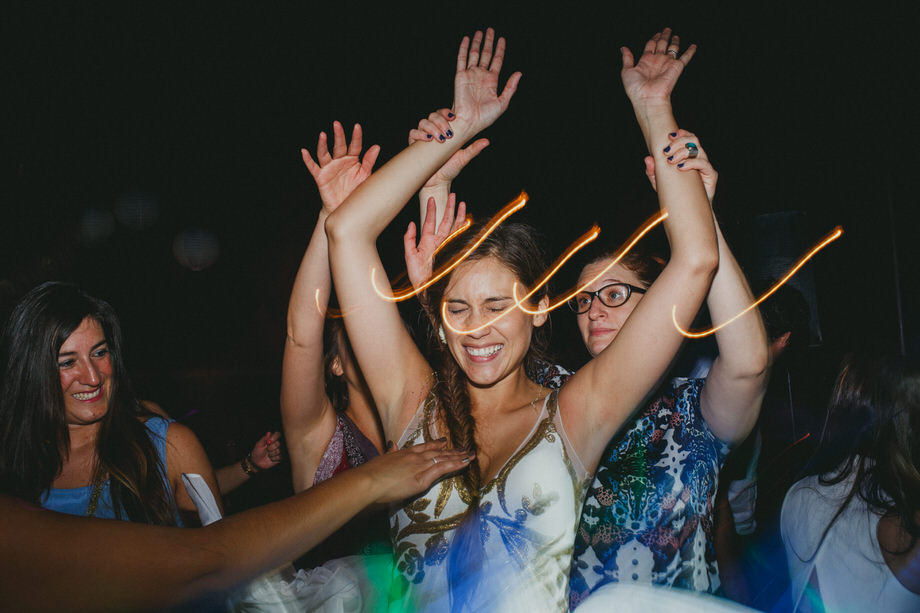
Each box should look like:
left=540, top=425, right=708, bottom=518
left=422, top=222, right=552, bottom=610
left=0, top=282, right=177, bottom=525
left=805, top=351, right=920, bottom=555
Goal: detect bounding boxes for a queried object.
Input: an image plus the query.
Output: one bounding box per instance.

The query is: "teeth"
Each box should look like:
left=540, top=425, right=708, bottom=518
left=466, top=344, right=502, bottom=357
left=72, top=388, right=102, bottom=401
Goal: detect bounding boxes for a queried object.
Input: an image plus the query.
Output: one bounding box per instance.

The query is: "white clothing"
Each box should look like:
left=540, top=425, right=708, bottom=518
left=781, top=467, right=920, bottom=612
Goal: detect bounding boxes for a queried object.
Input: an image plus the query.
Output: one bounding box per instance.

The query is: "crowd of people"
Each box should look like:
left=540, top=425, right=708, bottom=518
left=1, top=26, right=917, bottom=613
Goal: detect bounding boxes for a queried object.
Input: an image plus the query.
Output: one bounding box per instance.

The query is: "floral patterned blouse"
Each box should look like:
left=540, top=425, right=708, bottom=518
left=390, top=391, right=591, bottom=612
left=568, top=378, right=731, bottom=608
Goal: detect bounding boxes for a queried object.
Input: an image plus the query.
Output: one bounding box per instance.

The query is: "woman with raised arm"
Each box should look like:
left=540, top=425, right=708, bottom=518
left=325, top=28, right=718, bottom=612
left=280, top=121, right=397, bottom=568
left=281, top=120, right=382, bottom=495
left=565, top=128, right=769, bottom=605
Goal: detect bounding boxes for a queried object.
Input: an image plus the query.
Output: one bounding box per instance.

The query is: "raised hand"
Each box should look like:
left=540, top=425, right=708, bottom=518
left=404, top=193, right=468, bottom=290
left=621, top=27, right=696, bottom=105
left=451, top=28, right=522, bottom=134
left=409, top=109, right=490, bottom=191
left=301, top=121, right=380, bottom=213
left=250, top=431, right=283, bottom=471
left=644, top=129, right=718, bottom=202
left=366, top=439, right=472, bottom=504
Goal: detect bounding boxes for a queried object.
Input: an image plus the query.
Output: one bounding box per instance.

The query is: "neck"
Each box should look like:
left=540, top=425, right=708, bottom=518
left=468, top=366, right=540, bottom=418
left=67, top=422, right=102, bottom=452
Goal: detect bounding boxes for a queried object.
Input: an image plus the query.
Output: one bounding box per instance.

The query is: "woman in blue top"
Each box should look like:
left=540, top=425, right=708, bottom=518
left=0, top=281, right=220, bottom=524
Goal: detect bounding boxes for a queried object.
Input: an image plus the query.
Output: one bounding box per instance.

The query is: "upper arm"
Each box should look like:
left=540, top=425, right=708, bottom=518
left=699, top=356, right=768, bottom=446
left=164, top=422, right=223, bottom=515
left=560, top=260, right=716, bottom=469
left=326, top=221, right=433, bottom=440
left=280, top=337, right=340, bottom=492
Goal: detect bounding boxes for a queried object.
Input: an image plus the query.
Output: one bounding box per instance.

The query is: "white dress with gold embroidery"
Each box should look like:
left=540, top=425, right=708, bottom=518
left=390, top=390, right=591, bottom=612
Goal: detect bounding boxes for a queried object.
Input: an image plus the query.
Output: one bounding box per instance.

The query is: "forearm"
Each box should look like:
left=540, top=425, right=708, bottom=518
left=286, top=214, right=332, bottom=344
left=633, top=101, right=716, bottom=266
left=215, top=461, right=250, bottom=495
left=708, top=220, right=770, bottom=378
left=326, top=118, right=477, bottom=245
left=1, top=468, right=383, bottom=611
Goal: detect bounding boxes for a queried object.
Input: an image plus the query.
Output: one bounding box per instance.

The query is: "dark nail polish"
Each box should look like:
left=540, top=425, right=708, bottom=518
left=448, top=112, right=455, bottom=118
left=446, top=130, right=453, bottom=138
left=426, top=134, right=433, bottom=139
left=667, top=155, right=674, bottom=162
left=663, top=146, right=671, bottom=153
left=677, top=163, right=685, bottom=168
left=438, top=135, right=445, bottom=142
left=669, top=132, right=677, bottom=137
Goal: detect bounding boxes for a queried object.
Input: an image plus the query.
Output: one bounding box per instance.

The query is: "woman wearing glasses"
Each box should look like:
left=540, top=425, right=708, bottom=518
left=567, top=132, right=770, bottom=606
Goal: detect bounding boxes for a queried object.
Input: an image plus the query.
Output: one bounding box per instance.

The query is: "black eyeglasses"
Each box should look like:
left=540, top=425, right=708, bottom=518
left=567, top=282, right=647, bottom=314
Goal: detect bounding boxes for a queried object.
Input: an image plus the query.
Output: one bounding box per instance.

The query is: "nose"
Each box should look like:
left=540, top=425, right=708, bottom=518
left=466, top=311, right=493, bottom=339
left=587, top=296, right=607, bottom=320
left=79, top=360, right=101, bottom=386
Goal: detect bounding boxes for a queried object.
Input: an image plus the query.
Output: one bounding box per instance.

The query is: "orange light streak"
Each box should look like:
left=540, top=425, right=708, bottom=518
left=517, top=211, right=669, bottom=316
left=673, top=226, right=844, bottom=338
left=441, top=223, right=602, bottom=335
left=372, top=191, right=528, bottom=302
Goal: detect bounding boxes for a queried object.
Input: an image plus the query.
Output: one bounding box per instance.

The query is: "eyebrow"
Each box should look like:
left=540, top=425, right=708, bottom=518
left=58, top=340, right=108, bottom=357
left=446, top=296, right=512, bottom=304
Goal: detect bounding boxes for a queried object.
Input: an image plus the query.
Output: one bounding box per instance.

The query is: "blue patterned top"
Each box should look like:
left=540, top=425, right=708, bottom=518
left=569, top=378, right=730, bottom=608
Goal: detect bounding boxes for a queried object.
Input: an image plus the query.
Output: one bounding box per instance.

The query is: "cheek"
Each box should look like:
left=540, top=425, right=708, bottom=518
left=576, top=315, right=591, bottom=342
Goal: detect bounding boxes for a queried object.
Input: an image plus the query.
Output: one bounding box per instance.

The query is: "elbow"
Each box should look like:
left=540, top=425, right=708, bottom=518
left=323, top=209, right=346, bottom=244
left=675, top=248, right=719, bottom=283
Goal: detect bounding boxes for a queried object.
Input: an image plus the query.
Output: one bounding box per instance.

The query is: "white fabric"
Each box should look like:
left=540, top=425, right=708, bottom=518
left=391, top=391, right=591, bottom=612
left=781, top=467, right=920, bottom=612
left=578, top=582, right=755, bottom=613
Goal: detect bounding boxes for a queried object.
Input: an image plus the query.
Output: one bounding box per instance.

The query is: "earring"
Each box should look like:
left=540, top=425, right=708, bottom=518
left=438, top=325, right=447, bottom=344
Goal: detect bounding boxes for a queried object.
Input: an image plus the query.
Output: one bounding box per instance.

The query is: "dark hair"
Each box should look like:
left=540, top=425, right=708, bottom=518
left=323, top=318, right=350, bottom=413
left=423, top=222, right=551, bottom=609
left=806, top=351, right=920, bottom=555
left=0, top=282, right=177, bottom=525
left=752, top=280, right=810, bottom=359
left=583, top=244, right=666, bottom=289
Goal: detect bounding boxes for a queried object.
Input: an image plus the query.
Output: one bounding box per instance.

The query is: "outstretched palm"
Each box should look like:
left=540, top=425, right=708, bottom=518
left=452, top=29, right=522, bottom=133
left=302, top=121, right=380, bottom=213
left=621, top=28, right=696, bottom=105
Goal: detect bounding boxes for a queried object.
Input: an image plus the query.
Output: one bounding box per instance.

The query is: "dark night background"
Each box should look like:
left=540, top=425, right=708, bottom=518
left=2, top=2, right=918, bottom=509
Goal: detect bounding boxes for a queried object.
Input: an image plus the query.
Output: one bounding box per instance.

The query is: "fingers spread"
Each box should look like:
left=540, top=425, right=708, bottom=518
left=498, top=71, right=523, bottom=108
left=456, top=35, right=470, bottom=73
left=480, top=27, right=495, bottom=67
left=316, top=131, right=332, bottom=165
left=346, top=123, right=363, bottom=157
left=331, top=121, right=347, bottom=158
left=301, top=148, right=320, bottom=176
left=467, top=30, right=483, bottom=68
left=620, top=46, right=635, bottom=69
left=360, top=144, right=381, bottom=174
left=680, top=43, right=697, bottom=65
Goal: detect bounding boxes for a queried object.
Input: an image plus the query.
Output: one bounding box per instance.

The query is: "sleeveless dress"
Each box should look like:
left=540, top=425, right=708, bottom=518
left=40, top=416, right=178, bottom=522
left=569, top=378, right=730, bottom=608
left=296, top=412, right=390, bottom=570
left=391, top=390, right=591, bottom=613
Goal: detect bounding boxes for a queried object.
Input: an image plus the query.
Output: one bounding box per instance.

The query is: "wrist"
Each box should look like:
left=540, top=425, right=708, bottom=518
left=241, top=453, right=260, bottom=476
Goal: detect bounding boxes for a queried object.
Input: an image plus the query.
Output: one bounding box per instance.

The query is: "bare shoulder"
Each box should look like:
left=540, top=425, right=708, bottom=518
left=877, top=512, right=920, bottom=594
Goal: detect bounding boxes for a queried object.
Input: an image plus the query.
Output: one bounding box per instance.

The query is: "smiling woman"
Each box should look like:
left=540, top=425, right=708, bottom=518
left=0, top=282, right=221, bottom=525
